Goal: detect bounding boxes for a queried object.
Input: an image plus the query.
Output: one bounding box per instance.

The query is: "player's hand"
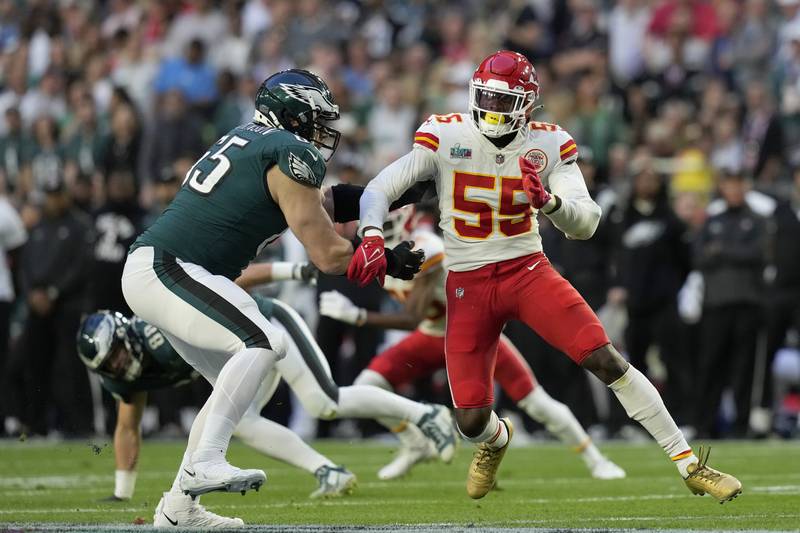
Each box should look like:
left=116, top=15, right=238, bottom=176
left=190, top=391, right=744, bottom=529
left=319, top=291, right=366, bottom=325
left=385, top=241, right=425, bottom=281
left=347, top=233, right=387, bottom=287
left=519, top=156, right=555, bottom=211
left=293, top=262, right=319, bottom=285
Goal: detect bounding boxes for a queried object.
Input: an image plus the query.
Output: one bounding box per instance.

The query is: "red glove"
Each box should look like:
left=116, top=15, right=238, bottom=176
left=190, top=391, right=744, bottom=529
left=346, top=234, right=387, bottom=287
left=519, top=156, right=553, bottom=210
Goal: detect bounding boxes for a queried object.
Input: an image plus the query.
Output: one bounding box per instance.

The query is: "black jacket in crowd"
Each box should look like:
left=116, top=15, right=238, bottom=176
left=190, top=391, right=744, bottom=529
left=610, top=197, right=691, bottom=312
left=769, top=199, right=800, bottom=290
left=694, top=205, right=767, bottom=308
left=21, top=208, right=95, bottom=308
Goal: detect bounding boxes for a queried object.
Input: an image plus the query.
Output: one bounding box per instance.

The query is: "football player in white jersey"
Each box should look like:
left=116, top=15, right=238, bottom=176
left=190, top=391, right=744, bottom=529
left=346, top=50, right=741, bottom=502
left=322, top=207, right=625, bottom=481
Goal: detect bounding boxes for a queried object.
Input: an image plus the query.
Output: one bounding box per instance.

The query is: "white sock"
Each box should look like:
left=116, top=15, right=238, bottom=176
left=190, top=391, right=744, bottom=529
left=336, top=385, right=428, bottom=424
left=517, top=387, right=605, bottom=467
left=461, top=410, right=508, bottom=450
left=234, top=414, right=332, bottom=474
left=353, top=370, right=428, bottom=447
left=609, top=365, right=696, bottom=477
left=192, top=347, right=278, bottom=465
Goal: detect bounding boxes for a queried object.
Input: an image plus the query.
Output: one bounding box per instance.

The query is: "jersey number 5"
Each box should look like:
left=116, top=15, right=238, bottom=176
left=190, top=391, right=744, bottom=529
left=453, top=172, right=532, bottom=239
left=184, top=135, right=250, bottom=195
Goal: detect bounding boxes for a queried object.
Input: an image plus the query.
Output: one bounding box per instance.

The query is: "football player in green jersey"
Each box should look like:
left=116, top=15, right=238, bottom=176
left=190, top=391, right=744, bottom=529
left=121, top=70, right=446, bottom=527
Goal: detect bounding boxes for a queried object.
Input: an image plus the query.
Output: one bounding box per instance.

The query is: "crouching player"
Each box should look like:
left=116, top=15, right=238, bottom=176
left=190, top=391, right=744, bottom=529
left=321, top=208, right=624, bottom=481
left=79, top=264, right=455, bottom=528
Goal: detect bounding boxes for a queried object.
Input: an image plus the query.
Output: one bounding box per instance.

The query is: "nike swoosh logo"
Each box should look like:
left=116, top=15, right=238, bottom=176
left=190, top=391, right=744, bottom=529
left=163, top=512, right=178, bottom=526
left=362, top=247, right=384, bottom=267
left=527, top=260, right=542, bottom=271
left=183, top=468, right=195, bottom=477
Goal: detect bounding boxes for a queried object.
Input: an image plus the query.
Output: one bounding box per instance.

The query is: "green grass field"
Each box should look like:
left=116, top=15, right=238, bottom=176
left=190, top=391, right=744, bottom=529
left=0, top=439, right=798, bottom=531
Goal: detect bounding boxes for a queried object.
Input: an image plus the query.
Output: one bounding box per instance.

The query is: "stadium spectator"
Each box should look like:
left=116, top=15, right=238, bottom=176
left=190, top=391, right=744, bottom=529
left=0, top=193, right=25, bottom=433
left=609, top=154, right=692, bottom=420
left=0, top=107, right=29, bottom=196
left=9, top=174, right=94, bottom=436
left=145, top=89, right=204, bottom=182
left=694, top=170, right=767, bottom=437
left=762, top=167, right=800, bottom=419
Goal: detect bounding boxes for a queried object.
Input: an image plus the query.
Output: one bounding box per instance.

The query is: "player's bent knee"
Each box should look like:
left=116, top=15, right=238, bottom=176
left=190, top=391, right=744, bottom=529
left=581, top=344, right=629, bottom=385
left=455, top=408, right=491, bottom=439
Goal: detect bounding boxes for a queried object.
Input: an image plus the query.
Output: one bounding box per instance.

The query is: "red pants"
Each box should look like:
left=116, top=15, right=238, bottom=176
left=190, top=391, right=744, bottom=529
left=367, top=330, right=536, bottom=403
left=445, top=252, right=609, bottom=409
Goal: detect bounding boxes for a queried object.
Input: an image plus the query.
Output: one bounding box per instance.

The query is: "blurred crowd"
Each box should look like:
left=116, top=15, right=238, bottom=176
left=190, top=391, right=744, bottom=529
left=1, top=0, right=800, bottom=441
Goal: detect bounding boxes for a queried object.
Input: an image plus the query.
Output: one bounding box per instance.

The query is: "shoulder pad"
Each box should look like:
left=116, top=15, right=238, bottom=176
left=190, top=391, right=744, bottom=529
left=275, top=132, right=326, bottom=188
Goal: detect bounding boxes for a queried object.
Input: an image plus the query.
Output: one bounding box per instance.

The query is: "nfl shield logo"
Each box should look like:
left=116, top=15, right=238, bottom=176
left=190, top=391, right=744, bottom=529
left=455, top=287, right=465, bottom=299
left=495, top=154, right=505, bottom=165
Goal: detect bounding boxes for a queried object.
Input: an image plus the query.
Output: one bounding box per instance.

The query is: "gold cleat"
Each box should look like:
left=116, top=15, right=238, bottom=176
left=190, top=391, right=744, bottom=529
left=684, top=446, right=742, bottom=503
left=466, top=417, right=513, bottom=499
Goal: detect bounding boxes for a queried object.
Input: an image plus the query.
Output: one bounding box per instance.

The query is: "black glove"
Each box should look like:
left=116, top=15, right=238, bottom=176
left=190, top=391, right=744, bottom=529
left=385, top=241, right=424, bottom=281
left=295, top=262, right=319, bottom=285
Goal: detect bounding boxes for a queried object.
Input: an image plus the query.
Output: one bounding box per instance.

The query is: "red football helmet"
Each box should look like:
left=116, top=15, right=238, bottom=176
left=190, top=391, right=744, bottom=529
left=469, top=50, right=540, bottom=138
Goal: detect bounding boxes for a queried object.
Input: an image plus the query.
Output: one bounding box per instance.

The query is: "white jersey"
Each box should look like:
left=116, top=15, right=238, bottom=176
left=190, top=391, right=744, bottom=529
left=359, top=113, right=601, bottom=272
left=382, top=229, right=446, bottom=336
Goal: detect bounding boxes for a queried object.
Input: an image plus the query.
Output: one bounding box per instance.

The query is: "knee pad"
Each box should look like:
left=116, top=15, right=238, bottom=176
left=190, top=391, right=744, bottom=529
left=267, top=329, right=288, bottom=360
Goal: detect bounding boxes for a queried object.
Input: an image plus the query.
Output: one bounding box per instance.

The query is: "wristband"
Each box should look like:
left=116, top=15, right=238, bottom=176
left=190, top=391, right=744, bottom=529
left=114, top=469, right=137, bottom=500
left=543, top=195, right=562, bottom=215
left=270, top=262, right=296, bottom=281
left=364, top=228, right=383, bottom=238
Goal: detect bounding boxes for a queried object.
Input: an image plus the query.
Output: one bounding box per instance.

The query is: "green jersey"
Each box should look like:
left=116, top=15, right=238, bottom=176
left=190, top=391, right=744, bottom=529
left=99, top=317, right=196, bottom=403
left=134, top=123, right=326, bottom=279
left=100, top=296, right=278, bottom=403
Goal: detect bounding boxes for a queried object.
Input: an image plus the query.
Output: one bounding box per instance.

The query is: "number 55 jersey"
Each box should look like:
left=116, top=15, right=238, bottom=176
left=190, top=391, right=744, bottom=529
left=362, top=113, right=600, bottom=272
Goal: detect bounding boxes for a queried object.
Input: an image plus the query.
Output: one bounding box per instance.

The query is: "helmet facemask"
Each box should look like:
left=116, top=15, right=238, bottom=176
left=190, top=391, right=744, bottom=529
left=256, top=73, right=343, bottom=161
left=469, top=79, right=537, bottom=138
left=77, top=312, right=143, bottom=382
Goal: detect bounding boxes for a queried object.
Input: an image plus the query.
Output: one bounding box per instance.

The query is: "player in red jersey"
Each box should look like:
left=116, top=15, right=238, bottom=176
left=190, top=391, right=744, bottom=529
left=347, top=50, right=741, bottom=501
left=322, top=208, right=624, bottom=481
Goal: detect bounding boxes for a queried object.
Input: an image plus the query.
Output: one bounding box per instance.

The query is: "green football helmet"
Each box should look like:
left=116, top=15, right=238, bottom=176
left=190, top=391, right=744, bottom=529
left=254, top=69, right=341, bottom=160
left=77, top=311, right=143, bottom=382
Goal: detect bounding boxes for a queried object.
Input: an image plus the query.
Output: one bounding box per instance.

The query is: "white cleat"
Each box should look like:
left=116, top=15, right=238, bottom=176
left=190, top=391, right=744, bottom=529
left=179, top=459, right=266, bottom=497
left=417, top=404, right=457, bottom=463
left=153, top=491, right=244, bottom=529
left=310, top=465, right=357, bottom=498
left=590, top=457, right=627, bottom=480
left=378, top=441, right=437, bottom=480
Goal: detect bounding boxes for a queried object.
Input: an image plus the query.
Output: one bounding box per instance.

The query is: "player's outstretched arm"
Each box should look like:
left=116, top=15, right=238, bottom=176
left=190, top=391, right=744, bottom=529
left=234, top=262, right=317, bottom=289
left=320, top=264, right=440, bottom=330
left=110, top=392, right=146, bottom=501
left=358, top=148, right=438, bottom=234
left=268, top=166, right=354, bottom=275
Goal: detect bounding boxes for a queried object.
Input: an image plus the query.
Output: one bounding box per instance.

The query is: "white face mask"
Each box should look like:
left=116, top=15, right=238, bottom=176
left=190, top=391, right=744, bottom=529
left=468, top=80, right=536, bottom=138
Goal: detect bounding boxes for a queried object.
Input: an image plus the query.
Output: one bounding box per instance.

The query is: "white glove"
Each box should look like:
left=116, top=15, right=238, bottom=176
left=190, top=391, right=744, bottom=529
left=319, top=290, right=366, bottom=325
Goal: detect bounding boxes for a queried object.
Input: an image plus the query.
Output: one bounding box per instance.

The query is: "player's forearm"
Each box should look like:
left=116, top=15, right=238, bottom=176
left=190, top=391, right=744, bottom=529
left=545, top=164, right=602, bottom=240
left=114, top=422, right=141, bottom=471
left=545, top=196, right=601, bottom=240
left=359, top=149, right=437, bottom=235
left=363, top=311, right=420, bottom=331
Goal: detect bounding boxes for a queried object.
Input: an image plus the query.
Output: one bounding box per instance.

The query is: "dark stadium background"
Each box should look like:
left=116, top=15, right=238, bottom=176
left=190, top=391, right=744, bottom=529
left=0, top=0, right=798, bottom=443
